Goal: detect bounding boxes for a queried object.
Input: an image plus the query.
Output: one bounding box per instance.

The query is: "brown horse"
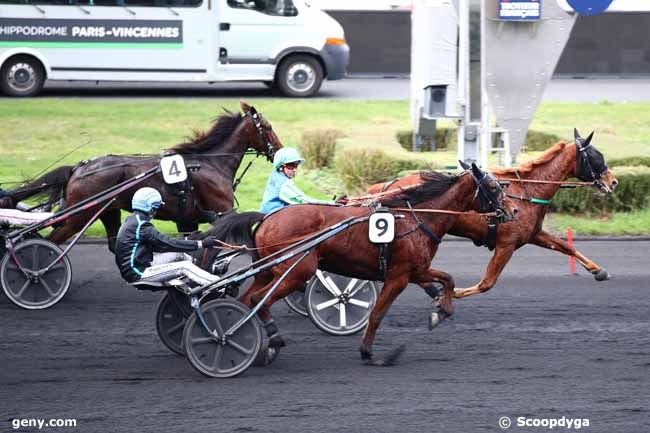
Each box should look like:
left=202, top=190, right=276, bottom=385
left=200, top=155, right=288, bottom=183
left=367, top=129, right=618, bottom=299
left=0, top=101, right=282, bottom=251
left=214, top=164, right=517, bottom=365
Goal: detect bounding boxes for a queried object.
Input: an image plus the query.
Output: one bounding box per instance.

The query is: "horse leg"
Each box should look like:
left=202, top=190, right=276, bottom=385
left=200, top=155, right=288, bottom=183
left=416, top=267, right=456, bottom=329
left=531, top=229, right=610, bottom=281
left=359, top=273, right=409, bottom=366
left=100, top=208, right=122, bottom=254
left=250, top=257, right=318, bottom=348
left=454, top=244, right=515, bottom=299
left=238, top=271, right=273, bottom=306
left=47, top=214, right=90, bottom=245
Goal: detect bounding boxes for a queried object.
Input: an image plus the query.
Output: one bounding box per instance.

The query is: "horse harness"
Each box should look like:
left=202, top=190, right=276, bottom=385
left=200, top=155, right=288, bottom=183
left=368, top=202, right=442, bottom=279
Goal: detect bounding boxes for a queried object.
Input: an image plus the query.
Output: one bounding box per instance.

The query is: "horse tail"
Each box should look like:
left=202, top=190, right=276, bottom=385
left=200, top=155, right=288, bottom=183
left=0, top=165, right=75, bottom=209
left=203, top=211, right=264, bottom=258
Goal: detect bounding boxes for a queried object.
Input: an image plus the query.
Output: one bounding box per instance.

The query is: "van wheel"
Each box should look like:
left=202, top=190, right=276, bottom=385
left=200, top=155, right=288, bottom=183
left=0, top=56, right=45, bottom=97
left=276, top=55, right=323, bottom=98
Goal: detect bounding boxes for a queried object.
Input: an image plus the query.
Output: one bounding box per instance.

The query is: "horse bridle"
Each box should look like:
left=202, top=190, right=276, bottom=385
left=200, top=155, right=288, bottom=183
left=470, top=170, right=510, bottom=222
left=244, top=110, right=276, bottom=160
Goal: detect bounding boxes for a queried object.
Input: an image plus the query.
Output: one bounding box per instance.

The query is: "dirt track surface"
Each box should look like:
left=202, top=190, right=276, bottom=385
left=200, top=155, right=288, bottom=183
left=1, top=241, right=648, bottom=433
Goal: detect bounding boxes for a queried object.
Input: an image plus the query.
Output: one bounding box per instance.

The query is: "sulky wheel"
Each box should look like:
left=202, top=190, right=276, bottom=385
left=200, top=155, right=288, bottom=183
left=155, top=289, right=192, bottom=356
left=183, top=298, right=262, bottom=378
left=284, top=284, right=308, bottom=317
left=0, top=239, right=72, bottom=309
left=306, top=271, right=378, bottom=336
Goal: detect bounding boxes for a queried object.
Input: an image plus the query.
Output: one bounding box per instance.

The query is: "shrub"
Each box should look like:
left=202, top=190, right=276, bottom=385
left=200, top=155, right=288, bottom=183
left=396, top=128, right=456, bottom=152
left=521, top=131, right=563, bottom=152
left=608, top=156, right=650, bottom=168
left=550, top=166, right=650, bottom=213
left=335, top=148, right=432, bottom=192
left=298, top=129, right=345, bottom=169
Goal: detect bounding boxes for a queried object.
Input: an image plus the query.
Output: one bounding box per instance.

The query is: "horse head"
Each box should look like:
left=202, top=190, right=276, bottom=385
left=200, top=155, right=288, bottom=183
left=573, top=128, right=618, bottom=193
left=460, top=160, right=518, bottom=222
left=240, top=101, right=283, bottom=162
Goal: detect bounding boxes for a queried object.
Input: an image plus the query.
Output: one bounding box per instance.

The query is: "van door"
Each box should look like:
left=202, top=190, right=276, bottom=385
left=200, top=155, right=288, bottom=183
left=217, top=0, right=300, bottom=80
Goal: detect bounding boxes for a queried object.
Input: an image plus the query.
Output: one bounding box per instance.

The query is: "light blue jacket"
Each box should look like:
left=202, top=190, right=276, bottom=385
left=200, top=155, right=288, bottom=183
left=260, top=170, right=330, bottom=214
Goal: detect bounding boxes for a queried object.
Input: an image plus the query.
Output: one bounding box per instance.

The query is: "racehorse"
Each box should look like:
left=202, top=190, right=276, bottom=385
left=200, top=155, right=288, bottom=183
left=0, top=101, right=282, bottom=251
left=366, top=129, right=618, bottom=299
left=210, top=164, right=517, bottom=365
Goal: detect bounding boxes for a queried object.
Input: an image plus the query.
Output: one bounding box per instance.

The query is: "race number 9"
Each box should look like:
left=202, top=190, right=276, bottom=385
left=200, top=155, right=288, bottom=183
left=160, top=154, right=188, bottom=184
left=369, top=213, right=395, bottom=243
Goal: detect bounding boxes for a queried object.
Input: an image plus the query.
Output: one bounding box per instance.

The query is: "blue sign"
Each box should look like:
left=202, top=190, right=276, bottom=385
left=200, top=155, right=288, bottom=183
left=499, top=0, right=541, bottom=21
left=566, top=0, right=614, bottom=16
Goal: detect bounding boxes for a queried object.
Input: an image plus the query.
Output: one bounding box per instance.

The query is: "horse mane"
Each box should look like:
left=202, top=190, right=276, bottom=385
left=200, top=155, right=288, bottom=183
left=380, top=171, right=459, bottom=207
left=492, top=141, right=572, bottom=176
left=170, top=110, right=243, bottom=154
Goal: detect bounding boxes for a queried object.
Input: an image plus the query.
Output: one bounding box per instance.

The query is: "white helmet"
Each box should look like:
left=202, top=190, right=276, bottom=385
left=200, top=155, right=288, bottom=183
left=132, top=187, right=164, bottom=213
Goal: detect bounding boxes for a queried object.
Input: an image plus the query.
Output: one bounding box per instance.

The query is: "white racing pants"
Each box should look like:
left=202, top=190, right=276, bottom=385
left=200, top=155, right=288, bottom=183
left=140, top=252, right=218, bottom=287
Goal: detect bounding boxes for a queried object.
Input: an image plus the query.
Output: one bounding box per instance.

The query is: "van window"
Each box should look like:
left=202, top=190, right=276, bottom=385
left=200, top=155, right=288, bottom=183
left=227, top=0, right=298, bottom=17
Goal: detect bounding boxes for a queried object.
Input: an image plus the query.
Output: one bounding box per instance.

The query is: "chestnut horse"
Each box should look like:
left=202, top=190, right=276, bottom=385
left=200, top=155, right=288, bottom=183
left=367, top=129, right=618, bottom=299
left=0, top=102, right=282, bottom=251
left=214, top=164, right=517, bottom=365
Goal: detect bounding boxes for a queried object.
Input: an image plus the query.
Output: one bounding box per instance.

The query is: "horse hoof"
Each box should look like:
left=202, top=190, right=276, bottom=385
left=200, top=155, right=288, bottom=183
left=428, top=309, right=451, bottom=330
left=594, top=269, right=611, bottom=281
left=268, top=334, right=286, bottom=348
left=360, top=348, right=373, bottom=362
left=360, top=345, right=406, bottom=367
left=264, top=347, right=280, bottom=365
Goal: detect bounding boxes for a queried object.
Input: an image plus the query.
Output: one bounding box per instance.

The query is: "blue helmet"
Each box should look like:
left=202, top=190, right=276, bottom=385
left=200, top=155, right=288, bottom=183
left=132, top=187, right=164, bottom=213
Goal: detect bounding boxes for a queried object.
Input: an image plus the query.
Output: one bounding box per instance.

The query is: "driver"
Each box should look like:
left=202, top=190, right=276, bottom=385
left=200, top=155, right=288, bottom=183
left=259, top=147, right=334, bottom=213
left=115, top=187, right=218, bottom=287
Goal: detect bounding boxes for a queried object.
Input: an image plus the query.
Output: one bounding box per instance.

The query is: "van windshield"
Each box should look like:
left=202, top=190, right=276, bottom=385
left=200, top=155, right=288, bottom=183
left=227, top=0, right=298, bottom=17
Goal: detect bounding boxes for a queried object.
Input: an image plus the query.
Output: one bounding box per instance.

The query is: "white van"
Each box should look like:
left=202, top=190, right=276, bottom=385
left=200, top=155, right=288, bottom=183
left=0, top=0, right=349, bottom=97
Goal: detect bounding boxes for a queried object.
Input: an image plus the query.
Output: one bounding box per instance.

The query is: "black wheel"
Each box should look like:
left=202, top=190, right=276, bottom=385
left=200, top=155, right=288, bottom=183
left=276, top=55, right=324, bottom=97
left=284, top=284, right=308, bottom=317
left=0, top=56, right=45, bottom=97
left=306, top=271, right=377, bottom=336
left=183, top=298, right=262, bottom=378
left=0, top=239, right=72, bottom=309
left=155, top=289, right=192, bottom=356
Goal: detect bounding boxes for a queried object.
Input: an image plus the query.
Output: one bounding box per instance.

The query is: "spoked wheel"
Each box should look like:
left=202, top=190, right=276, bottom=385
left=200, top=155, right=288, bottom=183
left=284, top=285, right=308, bottom=317
left=183, top=298, right=262, bottom=378
left=0, top=239, right=72, bottom=309
left=155, top=289, right=192, bottom=356
left=306, top=271, right=378, bottom=336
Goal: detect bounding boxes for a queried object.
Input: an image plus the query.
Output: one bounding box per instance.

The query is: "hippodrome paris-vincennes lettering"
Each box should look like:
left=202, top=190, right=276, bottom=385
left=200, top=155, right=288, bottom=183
left=0, top=19, right=182, bottom=43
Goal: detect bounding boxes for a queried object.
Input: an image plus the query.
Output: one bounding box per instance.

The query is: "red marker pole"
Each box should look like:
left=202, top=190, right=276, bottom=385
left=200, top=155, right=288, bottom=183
left=567, top=227, right=576, bottom=275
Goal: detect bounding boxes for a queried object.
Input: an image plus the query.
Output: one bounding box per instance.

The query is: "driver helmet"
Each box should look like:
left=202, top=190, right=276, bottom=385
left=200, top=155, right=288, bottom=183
left=273, top=147, right=305, bottom=170
left=132, top=187, right=164, bottom=213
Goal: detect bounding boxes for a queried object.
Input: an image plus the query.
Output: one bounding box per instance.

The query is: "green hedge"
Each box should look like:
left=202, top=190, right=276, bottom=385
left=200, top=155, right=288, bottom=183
left=608, top=156, right=650, bottom=168
left=298, top=128, right=345, bottom=169
left=396, top=129, right=561, bottom=153
left=396, top=128, right=456, bottom=151
left=335, top=148, right=432, bottom=192
left=522, top=131, right=563, bottom=152
left=550, top=166, right=650, bottom=213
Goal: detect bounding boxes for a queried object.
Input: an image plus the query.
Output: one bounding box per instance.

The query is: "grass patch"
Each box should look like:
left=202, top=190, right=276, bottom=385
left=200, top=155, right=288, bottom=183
left=1, top=98, right=650, bottom=236
left=546, top=208, right=650, bottom=236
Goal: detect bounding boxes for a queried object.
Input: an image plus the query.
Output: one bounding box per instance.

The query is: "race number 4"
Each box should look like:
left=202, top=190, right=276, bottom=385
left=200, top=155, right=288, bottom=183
left=160, top=154, right=188, bottom=184
left=369, top=212, right=395, bottom=243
